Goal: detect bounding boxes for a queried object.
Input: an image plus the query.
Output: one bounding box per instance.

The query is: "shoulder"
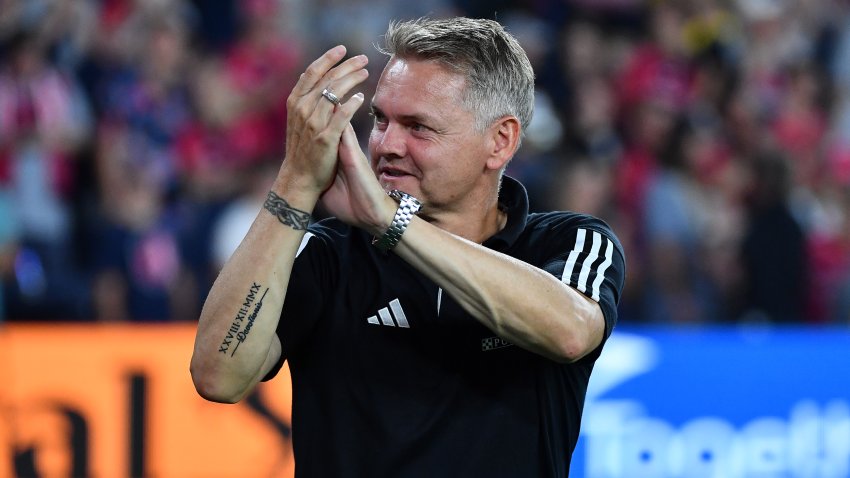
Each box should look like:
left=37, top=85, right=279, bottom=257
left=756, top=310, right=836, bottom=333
left=525, top=212, right=624, bottom=256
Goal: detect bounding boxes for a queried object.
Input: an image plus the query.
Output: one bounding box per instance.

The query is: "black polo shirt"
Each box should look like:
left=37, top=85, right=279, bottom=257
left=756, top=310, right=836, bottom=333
left=266, top=176, right=626, bottom=477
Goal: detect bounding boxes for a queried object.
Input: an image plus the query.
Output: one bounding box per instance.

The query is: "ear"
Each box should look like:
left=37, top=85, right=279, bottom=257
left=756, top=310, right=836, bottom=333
left=485, top=116, right=521, bottom=172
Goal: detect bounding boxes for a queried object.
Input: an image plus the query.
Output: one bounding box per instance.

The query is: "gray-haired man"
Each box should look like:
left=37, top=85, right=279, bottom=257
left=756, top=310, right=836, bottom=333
left=191, top=17, right=625, bottom=476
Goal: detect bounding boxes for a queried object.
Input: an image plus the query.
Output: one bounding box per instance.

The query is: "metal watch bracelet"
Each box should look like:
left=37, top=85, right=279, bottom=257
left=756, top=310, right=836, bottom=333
left=372, top=190, right=422, bottom=251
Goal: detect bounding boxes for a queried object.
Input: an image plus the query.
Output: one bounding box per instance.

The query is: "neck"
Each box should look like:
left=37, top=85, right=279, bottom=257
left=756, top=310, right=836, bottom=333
left=424, top=189, right=506, bottom=244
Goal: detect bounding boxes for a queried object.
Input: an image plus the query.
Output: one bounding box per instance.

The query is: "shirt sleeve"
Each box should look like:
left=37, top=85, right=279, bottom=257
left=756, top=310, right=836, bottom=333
left=262, top=226, right=338, bottom=381
left=538, top=216, right=626, bottom=360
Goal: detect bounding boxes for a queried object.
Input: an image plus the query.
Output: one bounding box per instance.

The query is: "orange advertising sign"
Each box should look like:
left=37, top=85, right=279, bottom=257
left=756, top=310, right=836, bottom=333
left=0, top=323, right=295, bottom=477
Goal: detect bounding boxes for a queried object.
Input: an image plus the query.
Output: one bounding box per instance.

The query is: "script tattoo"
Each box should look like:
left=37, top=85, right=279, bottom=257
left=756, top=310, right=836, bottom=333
left=219, top=282, right=268, bottom=355
left=230, top=288, right=268, bottom=356
left=264, top=191, right=311, bottom=230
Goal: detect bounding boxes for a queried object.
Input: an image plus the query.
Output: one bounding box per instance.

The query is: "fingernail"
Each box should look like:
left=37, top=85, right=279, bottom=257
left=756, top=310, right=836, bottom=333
left=354, top=93, right=364, bottom=101
left=332, top=45, right=345, bottom=55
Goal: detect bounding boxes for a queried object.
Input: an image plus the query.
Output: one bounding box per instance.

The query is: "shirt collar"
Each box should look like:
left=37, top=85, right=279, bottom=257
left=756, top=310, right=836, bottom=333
left=483, top=175, right=529, bottom=251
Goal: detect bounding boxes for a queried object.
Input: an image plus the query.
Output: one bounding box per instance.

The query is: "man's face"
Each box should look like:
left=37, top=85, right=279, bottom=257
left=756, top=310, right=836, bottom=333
left=368, top=57, right=490, bottom=213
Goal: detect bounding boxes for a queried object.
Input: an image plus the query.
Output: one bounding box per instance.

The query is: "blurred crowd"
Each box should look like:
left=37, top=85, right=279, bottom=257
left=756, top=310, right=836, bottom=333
left=1, top=0, right=849, bottom=325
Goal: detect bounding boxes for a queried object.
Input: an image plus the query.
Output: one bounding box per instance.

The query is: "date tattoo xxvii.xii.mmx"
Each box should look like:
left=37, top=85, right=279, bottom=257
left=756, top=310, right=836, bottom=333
left=219, top=282, right=269, bottom=356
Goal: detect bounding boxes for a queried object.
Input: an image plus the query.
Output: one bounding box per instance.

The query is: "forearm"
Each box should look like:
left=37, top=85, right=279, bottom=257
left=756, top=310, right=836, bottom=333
left=190, top=186, right=316, bottom=403
left=393, top=218, right=604, bottom=363
left=189, top=42, right=370, bottom=401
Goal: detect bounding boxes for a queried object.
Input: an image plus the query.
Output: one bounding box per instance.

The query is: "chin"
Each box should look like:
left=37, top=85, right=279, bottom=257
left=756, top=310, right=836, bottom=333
left=379, top=174, right=418, bottom=194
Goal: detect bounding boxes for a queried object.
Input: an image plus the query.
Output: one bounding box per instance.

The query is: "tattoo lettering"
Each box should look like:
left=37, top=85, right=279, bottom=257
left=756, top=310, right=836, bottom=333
left=264, top=191, right=311, bottom=230
left=219, top=282, right=263, bottom=355
left=231, top=288, right=269, bottom=356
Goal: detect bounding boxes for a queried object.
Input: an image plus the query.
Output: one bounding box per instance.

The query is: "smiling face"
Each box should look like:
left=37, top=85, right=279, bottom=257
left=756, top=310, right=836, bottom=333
left=368, top=57, right=495, bottom=215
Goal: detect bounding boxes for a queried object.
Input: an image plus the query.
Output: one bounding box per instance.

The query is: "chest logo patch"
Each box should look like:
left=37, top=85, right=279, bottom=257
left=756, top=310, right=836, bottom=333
left=482, top=336, right=514, bottom=351
left=366, top=298, right=410, bottom=328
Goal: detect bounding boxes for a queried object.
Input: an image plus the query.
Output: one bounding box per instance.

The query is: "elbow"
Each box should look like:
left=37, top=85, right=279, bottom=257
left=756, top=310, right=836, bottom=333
left=190, top=360, right=243, bottom=404
left=193, top=381, right=242, bottom=405
left=551, top=333, right=593, bottom=363
left=548, top=319, right=601, bottom=363
left=550, top=292, right=605, bottom=363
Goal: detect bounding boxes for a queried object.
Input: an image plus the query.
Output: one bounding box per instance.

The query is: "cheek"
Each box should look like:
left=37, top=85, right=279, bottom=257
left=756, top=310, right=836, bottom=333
left=368, top=127, right=380, bottom=146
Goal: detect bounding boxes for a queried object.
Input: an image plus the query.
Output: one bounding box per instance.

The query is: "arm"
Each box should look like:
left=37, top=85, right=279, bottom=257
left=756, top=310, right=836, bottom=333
left=395, top=219, right=608, bottom=363
left=190, top=46, right=369, bottom=403
left=190, top=190, right=312, bottom=404
left=325, top=128, right=618, bottom=364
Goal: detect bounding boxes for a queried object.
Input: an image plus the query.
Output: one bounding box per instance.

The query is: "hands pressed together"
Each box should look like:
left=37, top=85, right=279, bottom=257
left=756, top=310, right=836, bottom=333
left=274, top=45, right=397, bottom=237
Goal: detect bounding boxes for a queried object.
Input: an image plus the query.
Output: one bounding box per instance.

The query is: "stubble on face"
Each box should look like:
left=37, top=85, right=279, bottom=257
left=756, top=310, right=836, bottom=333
left=368, top=58, right=489, bottom=210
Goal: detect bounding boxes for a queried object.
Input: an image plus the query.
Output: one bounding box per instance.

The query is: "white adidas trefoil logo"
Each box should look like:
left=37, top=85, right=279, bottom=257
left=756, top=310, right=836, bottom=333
left=366, top=298, right=410, bottom=328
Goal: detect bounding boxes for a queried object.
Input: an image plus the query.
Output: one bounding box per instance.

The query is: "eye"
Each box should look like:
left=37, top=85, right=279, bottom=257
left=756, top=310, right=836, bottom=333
left=410, top=123, right=429, bottom=133
left=370, top=110, right=386, bottom=123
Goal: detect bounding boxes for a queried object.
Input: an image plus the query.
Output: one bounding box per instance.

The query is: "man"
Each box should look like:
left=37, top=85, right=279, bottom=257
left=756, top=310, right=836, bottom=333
left=191, top=17, right=625, bottom=476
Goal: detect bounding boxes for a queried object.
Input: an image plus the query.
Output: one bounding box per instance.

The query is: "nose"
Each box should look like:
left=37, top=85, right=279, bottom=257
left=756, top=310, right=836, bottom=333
left=370, top=122, right=407, bottom=160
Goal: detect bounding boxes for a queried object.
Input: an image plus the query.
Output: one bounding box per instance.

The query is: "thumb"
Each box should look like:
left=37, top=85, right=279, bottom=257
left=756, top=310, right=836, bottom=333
left=341, top=123, right=358, bottom=149
left=338, top=122, right=383, bottom=198
left=339, top=122, right=369, bottom=171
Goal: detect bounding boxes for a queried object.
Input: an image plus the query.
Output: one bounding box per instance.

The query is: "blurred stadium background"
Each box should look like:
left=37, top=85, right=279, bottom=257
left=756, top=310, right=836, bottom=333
left=2, top=0, right=849, bottom=476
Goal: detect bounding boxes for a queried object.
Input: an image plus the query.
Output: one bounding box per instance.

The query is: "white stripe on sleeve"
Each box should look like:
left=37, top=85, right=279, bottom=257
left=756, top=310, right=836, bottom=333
left=591, top=238, right=614, bottom=301
left=561, top=229, right=586, bottom=284
left=577, top=231, right=602, bottom=293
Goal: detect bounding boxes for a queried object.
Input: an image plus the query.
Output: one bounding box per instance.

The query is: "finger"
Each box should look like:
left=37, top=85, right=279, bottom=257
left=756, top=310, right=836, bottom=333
left=339, top=122, right=371, bottom=171
left=341, top=123, right=358, bottom=149
left=340, top=123, right=368, bottom=161
left=312, top=55, right=369, bottom=116
left=338, top=122, right=384, bottom=207
left=291, top=45, right=347, bottom=98
left=339, top=123, right=358, bottom=161
left=322, top=54, right=370, bottom=92
left=322, top=92, right=365, bottom=145
left=308, top=60, right=369, bottom=133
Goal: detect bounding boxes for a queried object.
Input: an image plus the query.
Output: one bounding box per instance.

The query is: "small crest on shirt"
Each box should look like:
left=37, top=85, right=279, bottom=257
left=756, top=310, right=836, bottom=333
left=481, top=336, right=513, bottom=351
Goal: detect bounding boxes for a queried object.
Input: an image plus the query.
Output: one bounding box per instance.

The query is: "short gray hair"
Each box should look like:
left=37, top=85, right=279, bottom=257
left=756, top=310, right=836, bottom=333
left=377, top=17, right=535, bottom=137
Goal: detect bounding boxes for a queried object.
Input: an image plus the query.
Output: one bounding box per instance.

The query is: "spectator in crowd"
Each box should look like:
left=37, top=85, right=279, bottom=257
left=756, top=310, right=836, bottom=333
left=0, top=189, right=19, bottom=320
left=739, top=152, right=807, bottom=323
left=90, top=11, right=196, bottom=321
left=90, top=171, right=188, bottom=321
left=0, top=28, right=93, bottom=320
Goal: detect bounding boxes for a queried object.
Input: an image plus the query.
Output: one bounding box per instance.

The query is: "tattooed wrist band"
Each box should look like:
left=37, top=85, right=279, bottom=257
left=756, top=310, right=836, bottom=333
left=264, top=191, right=311, bottom=230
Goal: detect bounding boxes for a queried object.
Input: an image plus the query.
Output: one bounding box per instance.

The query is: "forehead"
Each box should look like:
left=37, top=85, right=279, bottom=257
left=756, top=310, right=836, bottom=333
left=373, top=57, right=469, bottom=118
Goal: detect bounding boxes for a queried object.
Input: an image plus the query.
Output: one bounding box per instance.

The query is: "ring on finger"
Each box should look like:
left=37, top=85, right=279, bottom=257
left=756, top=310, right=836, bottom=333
left=321, top=88, right=341, bottom=106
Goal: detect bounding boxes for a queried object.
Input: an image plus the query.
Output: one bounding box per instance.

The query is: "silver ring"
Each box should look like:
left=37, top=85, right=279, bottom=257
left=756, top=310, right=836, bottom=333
left=321, top=88, right=340, bottom=106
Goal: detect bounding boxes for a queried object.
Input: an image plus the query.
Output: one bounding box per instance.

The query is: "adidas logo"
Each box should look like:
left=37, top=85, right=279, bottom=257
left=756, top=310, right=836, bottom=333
left=366, top=298, right=410, bottom=328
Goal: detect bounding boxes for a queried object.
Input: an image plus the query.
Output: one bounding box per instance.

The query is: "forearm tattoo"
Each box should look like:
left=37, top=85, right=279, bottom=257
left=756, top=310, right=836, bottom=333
left=264, top=191, right=311, bottom=230
left=219, top=282, right=270, bottom=357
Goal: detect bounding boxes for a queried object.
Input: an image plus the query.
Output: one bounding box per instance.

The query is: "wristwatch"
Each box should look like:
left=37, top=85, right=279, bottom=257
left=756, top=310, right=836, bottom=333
left=372, top=190, right=422, bottom=251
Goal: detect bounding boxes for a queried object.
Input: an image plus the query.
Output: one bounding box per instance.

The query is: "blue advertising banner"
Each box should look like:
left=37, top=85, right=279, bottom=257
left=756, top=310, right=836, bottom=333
left=572, top=326, right=850, bottom=478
